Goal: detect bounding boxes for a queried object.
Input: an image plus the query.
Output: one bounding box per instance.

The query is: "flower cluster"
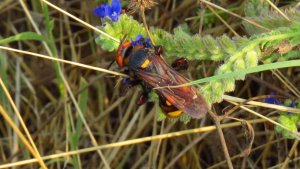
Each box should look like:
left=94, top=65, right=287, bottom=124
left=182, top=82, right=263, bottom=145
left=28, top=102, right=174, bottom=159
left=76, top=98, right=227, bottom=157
left=131, top=34, right=152, bottom=48
left=265, top=95, right=296, bottom=110
left=265, top=95, right=280, bottom=105
left=265, top=94, right=300, bottom=139
left=93, top=0, right=122, bottom=22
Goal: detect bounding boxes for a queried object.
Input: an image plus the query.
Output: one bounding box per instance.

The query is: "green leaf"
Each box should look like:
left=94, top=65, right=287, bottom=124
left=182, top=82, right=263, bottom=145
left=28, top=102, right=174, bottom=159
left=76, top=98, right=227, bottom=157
left=42, top=2, right=65, bottom=97
left=70, top=78, right=88, bottom=169
left=186, top=59, right=300, bottom=86
left=74, top=78, right=88, bottom=142
left=0, top=32, right=45, bottom=45
left=0, top=51, right=10, bottom=111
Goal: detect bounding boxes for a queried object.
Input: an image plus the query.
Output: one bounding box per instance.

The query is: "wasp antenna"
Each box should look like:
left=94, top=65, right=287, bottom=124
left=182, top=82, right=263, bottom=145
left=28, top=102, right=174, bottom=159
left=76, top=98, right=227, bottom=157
left=107, top=60, right=115, bottom=70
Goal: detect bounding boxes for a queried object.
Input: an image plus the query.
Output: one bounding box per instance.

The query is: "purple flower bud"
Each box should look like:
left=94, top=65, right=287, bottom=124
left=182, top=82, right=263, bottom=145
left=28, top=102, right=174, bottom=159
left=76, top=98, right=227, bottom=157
left=265, top=96, right=280, bottom=105
left=130, top=34, right=152, bottom=48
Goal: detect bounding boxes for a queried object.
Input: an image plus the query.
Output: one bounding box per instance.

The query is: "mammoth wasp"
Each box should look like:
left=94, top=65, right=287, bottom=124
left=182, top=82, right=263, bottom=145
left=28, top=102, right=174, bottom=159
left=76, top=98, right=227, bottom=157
left=115, top=35, right=208, bottom=119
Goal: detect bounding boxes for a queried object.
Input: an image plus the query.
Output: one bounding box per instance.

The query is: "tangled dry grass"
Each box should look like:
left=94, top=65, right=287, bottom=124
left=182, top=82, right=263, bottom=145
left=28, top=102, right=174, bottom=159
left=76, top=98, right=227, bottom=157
left=0, top=0, right=299, bottom=168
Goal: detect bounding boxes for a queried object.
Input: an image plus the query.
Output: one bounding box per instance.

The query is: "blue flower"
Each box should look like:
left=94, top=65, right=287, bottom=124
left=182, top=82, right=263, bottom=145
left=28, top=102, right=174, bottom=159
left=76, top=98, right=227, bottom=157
left=289, top=102, right=296, bottom=108
left=265, top=95, right=280, bottom=105
left=93, top=0, right=121, bottom=22
left=145, top=38, right=152, bottom=48
left=287, top=102, right=296, bottom=115
left=131, top=35, right=143, bottom=46
left=130, top=34, right=152, bottom=48
left=265, top=94, right=298, bottom=115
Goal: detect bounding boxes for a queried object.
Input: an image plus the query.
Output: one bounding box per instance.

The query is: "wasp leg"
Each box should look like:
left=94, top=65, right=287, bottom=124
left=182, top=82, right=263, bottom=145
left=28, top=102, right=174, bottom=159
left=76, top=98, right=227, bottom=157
left=171, top=58, right=188, bottom=71
left=119, top=77, right=140, bottom=96
left=154, top=45, right=164, bottom=55
left=137, top=83, right=152, bottom=105
left=137, top=92, right=148, bottom=105
left=106, top=60, right=115, bottom=69
left=120, top=76, right=152, bottom=105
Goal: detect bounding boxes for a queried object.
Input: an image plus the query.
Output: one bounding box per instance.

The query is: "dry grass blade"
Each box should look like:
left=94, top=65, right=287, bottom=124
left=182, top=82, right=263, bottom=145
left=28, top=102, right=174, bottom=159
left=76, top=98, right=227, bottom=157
left=0, top=78, right=47, bottom=169
left=0, top=104, right=47, bottom=169
left=227, top=101, right=300, bottom=139
left=265, top=0, right=291, bottom=21
left=224, top=117, right=255, bottom=157
left=60, top=72, right=111, bottom=169
left=164, top=133, right=209, bottom=169
left=280, top=140, right=299, bottom=169
left=223, top=95, right=300, bottom=114
left=207, top=110, right=233, bottom=169
left=205, top=5, right=239, bottom=36
left=207, top=138, right=285, bottom=169
left=0, top=118, right=272, bottom=168
left=272, top=69, right=300, bottom=98
left=0, top=46, right=128, bottom=77
left=40, top=0, right=120, bottom=43
left=1, top=0, right=299, bottom=168
left=199, top=0, right=270, bottom=31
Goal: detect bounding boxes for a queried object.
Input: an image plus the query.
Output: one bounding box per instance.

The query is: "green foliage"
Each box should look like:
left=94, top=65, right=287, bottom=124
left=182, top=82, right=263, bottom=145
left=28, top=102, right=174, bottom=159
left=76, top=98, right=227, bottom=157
left=244, top=0, right=300, bottom=34
left=0, top=32, right=45, bottom=45
left=0, top=31, right=47, bottom=114
left=156, top=108, right=167, bottom=122
left=95, top=15, right=147, bottom=51
left=95, top=10, right=300, bottom=123
left=187, top=60, right=300, bottom=86
left=179, top=113, right=192, bottom=124
left=70, top=78, right=88, bottom=169
left=275, top=100, right=300, bottom=139
left=244, top=0, right=269, bottom=17
left=42, top=3, right=66, bottom=97
left=0, top=51, right=10, bottom=112
left=201, top=35, right=262, bottom=104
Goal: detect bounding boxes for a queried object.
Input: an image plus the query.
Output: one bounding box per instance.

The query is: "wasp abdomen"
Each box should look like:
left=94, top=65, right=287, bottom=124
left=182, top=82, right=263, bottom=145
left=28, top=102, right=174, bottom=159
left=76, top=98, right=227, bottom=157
left=159, top=97, right=183, bottom=118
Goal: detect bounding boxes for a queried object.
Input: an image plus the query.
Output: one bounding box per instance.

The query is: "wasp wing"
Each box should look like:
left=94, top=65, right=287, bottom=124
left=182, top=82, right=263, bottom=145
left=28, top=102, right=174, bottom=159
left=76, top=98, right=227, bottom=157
left=135, top=55, right=208, bottom=119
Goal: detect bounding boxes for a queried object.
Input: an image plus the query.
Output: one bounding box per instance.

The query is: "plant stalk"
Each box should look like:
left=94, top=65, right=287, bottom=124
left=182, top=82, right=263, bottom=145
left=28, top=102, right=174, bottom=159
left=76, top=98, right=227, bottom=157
left=208, top=110, right=233, bottom=169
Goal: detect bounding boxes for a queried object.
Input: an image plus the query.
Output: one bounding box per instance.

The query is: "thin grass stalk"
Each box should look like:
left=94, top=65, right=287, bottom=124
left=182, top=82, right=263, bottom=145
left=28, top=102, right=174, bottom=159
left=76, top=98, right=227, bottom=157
left=40, top=0, right=119, bottom=43
left=0, top=104, right=47, bottom=169
left=165, top=133, right=209, bottom=169
left=207, top=110, right=233, bottom=169
left=199, top=0, right=270, bottom=31
left=208, top=138, right=285, bottom=169
left=60, top=71, right=111, bottom=169
left=0, top=118, right=274, bottom=168
left=0, top=77, right=47, bottom=168
left=265, top=0, right=291, bottom=21
left=0, top=46, right=128, bottom=77
left=228, top=101, right=300, bottom=138
left=280, top=140, right=299, bottom=169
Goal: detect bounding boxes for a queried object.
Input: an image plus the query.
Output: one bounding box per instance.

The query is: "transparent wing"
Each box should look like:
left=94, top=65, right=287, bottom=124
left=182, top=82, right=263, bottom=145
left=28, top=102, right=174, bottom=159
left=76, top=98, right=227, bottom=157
left=135, top=55, right=208, bottom=119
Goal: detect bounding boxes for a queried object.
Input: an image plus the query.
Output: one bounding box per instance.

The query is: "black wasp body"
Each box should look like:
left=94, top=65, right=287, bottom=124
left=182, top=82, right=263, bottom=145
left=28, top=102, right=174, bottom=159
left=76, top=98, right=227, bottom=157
left=115, top=37, right=208, bottom=119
